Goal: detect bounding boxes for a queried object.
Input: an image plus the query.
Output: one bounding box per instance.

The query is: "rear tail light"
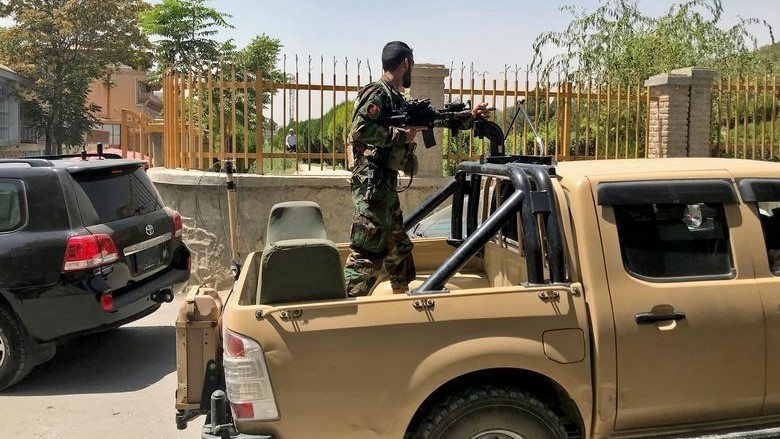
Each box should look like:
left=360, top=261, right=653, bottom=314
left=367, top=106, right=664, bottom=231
left=171, top=210, right=183, bottom=238
left=63, top=234, right=120, bottom=272
left=223, top=330, right=279, bottom=421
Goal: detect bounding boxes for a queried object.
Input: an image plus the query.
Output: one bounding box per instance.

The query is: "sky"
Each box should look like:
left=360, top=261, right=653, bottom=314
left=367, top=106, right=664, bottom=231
left=203, top=0, right=779, bottom=80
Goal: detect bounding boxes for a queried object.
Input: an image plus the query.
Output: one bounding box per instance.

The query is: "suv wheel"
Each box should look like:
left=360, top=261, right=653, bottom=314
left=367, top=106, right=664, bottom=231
left=0, top=306, right=32, bottom=390
left=416, top=386, right=567, bottom=439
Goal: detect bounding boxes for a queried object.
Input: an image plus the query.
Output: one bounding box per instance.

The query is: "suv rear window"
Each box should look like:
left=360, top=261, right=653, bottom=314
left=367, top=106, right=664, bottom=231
left=72, top=167, right=162, bottom=225
left=0, top=179, right=25, bottom=232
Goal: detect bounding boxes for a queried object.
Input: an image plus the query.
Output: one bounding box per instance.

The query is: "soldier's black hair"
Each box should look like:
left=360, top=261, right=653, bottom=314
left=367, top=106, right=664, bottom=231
left=382, top=41, right=413, bottom=72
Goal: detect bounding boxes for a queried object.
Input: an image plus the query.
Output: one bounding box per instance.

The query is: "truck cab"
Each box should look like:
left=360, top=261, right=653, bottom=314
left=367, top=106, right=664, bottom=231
left=176, top=156, right=780, bottom=439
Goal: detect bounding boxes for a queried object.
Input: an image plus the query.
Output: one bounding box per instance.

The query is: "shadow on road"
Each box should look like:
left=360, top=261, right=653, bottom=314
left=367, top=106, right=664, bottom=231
left=4, top=324, right=176, bottom=396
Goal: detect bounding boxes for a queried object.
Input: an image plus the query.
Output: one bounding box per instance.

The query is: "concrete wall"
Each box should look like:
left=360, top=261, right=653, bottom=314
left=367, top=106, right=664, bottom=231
left=149, top=168, right=447, bottom=288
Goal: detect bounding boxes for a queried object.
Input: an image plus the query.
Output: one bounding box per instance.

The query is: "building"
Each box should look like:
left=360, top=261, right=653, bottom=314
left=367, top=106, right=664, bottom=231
left=87, top=65, right=163, bottom=148
left=0, top=65, right=41, bottom=157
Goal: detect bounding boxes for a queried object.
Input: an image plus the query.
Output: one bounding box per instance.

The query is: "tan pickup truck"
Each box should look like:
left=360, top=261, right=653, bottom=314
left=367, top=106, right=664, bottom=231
left=175, top=156, right=780, bottom=439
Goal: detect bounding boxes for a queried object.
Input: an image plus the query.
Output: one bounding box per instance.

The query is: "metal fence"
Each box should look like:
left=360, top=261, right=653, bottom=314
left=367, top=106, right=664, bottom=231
left=712, top=74, right=780, bottom=160
left=444, top=69, right=652, bottom=164
left=160, top=62, right=654, bottom=174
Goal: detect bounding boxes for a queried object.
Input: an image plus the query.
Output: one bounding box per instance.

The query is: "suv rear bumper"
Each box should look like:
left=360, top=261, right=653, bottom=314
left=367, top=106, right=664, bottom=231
left=18, top=266, right=190, bottom=342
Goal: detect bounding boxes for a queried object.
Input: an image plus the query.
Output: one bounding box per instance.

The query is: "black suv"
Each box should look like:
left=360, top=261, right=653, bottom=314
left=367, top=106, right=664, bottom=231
left=0, top=154, right=190, bottom=389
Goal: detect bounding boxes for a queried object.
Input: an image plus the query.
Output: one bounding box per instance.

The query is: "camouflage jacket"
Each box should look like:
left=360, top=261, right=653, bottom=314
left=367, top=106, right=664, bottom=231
left=348, top=78, right=408, bottom=169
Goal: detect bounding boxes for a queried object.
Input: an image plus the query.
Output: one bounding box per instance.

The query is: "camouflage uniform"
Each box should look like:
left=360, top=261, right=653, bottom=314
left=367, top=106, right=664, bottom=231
left=344, top=78, right=415, bottom=296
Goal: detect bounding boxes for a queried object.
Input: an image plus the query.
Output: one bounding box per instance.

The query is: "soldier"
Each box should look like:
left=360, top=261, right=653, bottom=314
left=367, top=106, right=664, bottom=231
left=344, top=41, right=490, bottom=296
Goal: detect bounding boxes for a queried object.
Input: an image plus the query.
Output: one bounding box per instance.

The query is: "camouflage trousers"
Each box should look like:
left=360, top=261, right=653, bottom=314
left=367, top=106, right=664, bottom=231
left=344, top=166, right=415, bottom=296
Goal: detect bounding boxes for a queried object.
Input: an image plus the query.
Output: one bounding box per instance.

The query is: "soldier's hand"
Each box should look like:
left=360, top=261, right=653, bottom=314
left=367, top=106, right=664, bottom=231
left=405, top=126, right=428, bottom=143
left=471, top=102, right=492, bottom=119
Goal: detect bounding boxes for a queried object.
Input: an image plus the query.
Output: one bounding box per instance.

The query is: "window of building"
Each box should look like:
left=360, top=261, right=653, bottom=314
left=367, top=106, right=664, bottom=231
left=98, top=124, right=121, bottom=146
left=614, top=202, right=732, bottom=279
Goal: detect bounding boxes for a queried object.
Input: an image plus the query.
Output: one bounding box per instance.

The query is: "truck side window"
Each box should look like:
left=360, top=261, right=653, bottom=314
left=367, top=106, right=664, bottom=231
left=757, top=202, right=780, bottom=274
left=614, top=202, right=732, bottom=279
left=0, top=180, right=24, bottom=232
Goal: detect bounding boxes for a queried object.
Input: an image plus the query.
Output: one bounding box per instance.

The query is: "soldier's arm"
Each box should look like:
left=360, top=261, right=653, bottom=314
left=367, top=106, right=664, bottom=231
left=351, top=93, right=408, bottom=149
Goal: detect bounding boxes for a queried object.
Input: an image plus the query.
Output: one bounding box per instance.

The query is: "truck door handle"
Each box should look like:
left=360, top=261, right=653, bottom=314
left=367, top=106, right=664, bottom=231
left=635, top=311, right=686, bottom=324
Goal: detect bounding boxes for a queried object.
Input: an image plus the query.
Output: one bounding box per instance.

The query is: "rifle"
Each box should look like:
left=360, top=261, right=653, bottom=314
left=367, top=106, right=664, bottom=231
left=379, top=99, right=473, bottom=148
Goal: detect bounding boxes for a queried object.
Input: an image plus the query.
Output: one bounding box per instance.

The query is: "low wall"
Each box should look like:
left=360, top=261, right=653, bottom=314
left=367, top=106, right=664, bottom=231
left=148, top=168, right=447, bottom=289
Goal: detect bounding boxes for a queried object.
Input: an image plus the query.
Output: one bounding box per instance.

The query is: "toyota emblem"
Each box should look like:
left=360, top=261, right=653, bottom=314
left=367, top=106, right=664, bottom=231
left=145, top=224, right=154, bottom=236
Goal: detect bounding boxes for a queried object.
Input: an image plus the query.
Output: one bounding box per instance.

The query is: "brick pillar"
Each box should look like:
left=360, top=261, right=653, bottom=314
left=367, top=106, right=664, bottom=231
left=644, top=67, right=717, bottom=158
left=673, top=67, right=717, bottom=157
left=409, top=63, right=449, bottom=177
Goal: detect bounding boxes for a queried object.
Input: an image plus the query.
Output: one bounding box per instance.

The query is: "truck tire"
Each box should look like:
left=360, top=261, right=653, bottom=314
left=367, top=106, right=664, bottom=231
left=0, top=305, right=32, bottom=391
left=416, top=385, right=567, bottom=439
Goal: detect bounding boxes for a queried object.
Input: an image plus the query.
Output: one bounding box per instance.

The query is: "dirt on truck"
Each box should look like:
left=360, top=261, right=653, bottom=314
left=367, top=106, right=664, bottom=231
left=175, top=154, right=780, bottom=439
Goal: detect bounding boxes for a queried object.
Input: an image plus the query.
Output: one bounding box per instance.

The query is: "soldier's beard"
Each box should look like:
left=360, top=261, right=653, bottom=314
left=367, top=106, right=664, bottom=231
left=402, top=68, right=412, bottom=88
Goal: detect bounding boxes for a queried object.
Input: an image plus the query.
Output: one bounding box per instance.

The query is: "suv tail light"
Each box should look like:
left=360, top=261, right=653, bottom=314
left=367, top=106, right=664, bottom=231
left=63, top=234, right=120, bottom=272
left=223, top=330, right=279, bottom=421
left=171, top=210, right=183, bottom=238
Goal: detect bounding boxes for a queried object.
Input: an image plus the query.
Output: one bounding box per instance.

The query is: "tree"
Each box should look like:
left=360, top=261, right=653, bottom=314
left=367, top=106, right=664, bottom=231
left=0, top=0, right=152, bottom=154
left=531, top=0, right=775, bottom=83
left=139, top=0, right=233, bottom=80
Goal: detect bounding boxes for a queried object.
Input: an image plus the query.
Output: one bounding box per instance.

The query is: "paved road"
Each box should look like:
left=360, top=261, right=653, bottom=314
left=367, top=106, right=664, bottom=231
left=0, top=294, right=201, bottom=439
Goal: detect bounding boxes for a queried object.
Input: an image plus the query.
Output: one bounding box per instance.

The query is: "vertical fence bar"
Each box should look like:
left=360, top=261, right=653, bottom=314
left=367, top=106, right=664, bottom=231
left=726, top=75, right=732, bottom=157
left=188, top=72, right=195, bottom=170
left=208, top=69, right=214, bottom=168
left=772, top=74, right=777, bottom=159
left=534, top=73, right=541, bottom=156
left=231, top=67, right=237, bottom=166
left=585, top=78, right=591, bottom=159
left=502, top=68, right=508, bottom=134
left=332, top=58, right=337, bottom=169
left=595, top=81, right=601, bottom=160
left=575, top=74, right=582, bottom=159
left=295, top=56, right=300, bottom=169
left=279, top=54, right=290, bottom=171
left=197, top=71, right=204, bottom=169
left=307, top=57, right=312, bottom=171
left=219, top=66, right=226, bottom=166
left=715, top=75, right=722, bottom=157
left=645, top=83, right=650, bottom=158
left=512, top=68, right=519, bottom=155
left=468, top=67, right=475, bottom=159
left=605, top=82, right=611, bottom=160
left=269, top=69, right=274, bottom=171
left=634, top=83, right=641, bottom=159
left=614, top=83, right=621, bottom=159
left=179, top=73, right=187, bottom=168
left=243, top=69, right=249, bottom=169
left=624, top=84, right=630, bottom=159
left=343, top=58, right=349, bottom=171
left=740, top=76, right=747, bottom=158
left=752, top=75, right=758, bottom=159
left=545, top=75, right=551, bottom=155
left=255, top=70, right=263, bottom=174
left=762, top=73, right=767, bottom=159
left=523, top=70, right=530, bottom=155
left=320, top=57, right=325, bottom=170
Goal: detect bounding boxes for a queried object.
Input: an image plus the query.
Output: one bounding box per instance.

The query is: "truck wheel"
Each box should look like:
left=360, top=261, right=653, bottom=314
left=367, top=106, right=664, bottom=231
left=0, top=306, right=32, bottom=391
left=416, top=386, right=567, bottom=439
